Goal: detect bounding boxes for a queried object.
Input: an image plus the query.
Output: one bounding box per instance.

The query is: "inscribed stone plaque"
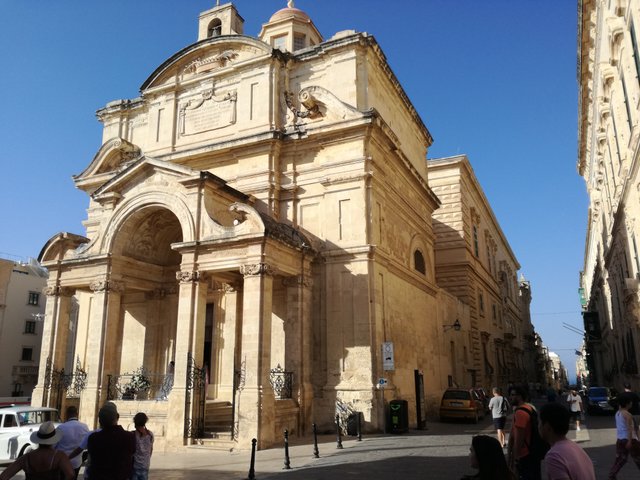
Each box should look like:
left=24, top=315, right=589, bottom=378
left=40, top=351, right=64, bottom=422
left=179, top=89, right=237, bottom=136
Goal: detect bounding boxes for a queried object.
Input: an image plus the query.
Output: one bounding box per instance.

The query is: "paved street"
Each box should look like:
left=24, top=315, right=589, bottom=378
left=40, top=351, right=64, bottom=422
left=2, top=410, right=638, bottom=479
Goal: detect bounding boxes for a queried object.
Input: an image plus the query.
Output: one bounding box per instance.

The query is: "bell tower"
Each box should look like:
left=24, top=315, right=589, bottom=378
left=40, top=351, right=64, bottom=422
left=198, top=2, right=244, bottom=41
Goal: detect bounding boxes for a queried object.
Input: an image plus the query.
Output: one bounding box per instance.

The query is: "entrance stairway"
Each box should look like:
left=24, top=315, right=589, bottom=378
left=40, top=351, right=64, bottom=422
left=197, top=400, right=235, bottom=450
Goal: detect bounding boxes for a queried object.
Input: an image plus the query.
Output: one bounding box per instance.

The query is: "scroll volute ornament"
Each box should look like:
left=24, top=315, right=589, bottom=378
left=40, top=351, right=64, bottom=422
left=240, top=263, right=274, bottom=277
left=176, top=271, right=201, bottom=283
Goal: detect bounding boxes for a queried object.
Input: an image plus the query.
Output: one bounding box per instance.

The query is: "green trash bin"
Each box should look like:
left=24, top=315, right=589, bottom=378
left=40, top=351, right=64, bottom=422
left=389, top=399, right=409, bottom=433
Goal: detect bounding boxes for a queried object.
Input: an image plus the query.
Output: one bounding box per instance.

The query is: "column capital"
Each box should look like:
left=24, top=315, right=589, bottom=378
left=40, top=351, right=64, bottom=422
left=43, top=285, right=75, bottom=297
left=240, top=263, right=274, bottom=277
left=89, top=277, right=125, bottom=293
left=176, top=270, right=202, bottom=284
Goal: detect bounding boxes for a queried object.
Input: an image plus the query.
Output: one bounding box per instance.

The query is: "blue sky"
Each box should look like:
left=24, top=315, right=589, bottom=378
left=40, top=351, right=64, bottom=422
left=0, top=1, right=586, bottom=380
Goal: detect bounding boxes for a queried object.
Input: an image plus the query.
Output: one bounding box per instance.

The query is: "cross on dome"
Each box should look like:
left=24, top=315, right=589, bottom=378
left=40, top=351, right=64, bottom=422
left=288, top=1, right=294, bottom=7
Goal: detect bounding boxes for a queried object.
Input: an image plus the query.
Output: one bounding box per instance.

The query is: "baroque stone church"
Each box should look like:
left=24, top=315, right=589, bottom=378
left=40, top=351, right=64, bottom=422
left=34, top=2, right=534, bottom=450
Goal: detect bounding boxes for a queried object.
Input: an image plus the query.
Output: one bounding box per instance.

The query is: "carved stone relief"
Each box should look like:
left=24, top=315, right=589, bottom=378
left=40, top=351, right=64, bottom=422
left=176, top=271, right=201, bottom=283
left=89, top=278, right=125, bottom=294
left=240, top=263, right=274, bottom=277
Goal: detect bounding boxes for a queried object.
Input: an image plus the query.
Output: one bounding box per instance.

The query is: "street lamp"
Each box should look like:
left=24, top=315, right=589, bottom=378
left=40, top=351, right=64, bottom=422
left=443, top=319, right=461, bottom=332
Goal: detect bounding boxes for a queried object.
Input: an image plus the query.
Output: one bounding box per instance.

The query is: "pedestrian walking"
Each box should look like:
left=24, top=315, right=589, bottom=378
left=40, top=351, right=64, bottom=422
left=0, top=421, right=75, bottom=480
left=461, top=435, right=516, bottom=480
left=507, top=385, right=542, bottom=480
left=87, top=403, right=136, bottom=480
left=565, top=389, right=583, bottom=431
left=132, top=412, right=154, bottom=480
left=55, top=405, right=90, bottom=480
left=608, top=395, right=640, bottom=479
left=619, top=382, right=640, bottom=435
left=488, top=387, right=509, bottom=447
left=538, top=402, right=595, bottom=480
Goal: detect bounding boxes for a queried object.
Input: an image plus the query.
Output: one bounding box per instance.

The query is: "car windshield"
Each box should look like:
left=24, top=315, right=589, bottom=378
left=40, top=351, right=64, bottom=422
left=17, top=410, right=57, bottom=426
left=443, top=391, right=471, bottom=400
left=589, top=388, right=608, bottom=397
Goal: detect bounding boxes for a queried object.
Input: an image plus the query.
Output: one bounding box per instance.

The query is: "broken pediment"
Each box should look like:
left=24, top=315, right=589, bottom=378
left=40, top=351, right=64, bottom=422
left=91, top=157, right=197, bottom=206
left=141, top=36, right=272, bottom=92
left=74, top=138, right=142, bottom=192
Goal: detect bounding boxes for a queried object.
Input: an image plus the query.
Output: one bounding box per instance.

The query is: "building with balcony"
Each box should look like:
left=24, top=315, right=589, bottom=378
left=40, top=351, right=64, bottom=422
left=0, top=257, right=48, bottom=398
left=578, top=0, right=640, bottom=388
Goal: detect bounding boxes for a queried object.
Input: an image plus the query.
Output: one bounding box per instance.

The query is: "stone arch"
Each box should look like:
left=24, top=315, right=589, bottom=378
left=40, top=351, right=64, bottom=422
left=101, top=190, right=196, bottom=256
left=409, top=233, right=431, bottom=279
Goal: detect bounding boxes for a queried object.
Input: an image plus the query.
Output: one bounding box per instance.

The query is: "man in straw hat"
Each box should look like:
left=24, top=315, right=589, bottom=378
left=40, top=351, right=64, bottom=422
left=0, top=421, right=74, bottom=479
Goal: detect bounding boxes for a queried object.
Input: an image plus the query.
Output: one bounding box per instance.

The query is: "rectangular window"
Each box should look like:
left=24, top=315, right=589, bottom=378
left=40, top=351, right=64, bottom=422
left=24, top=320, right=36, bottom=334
left=272, top=35, right=286, bottom=51
left=631, top=21, right=640, bottom=85
left=293, top=34, right=306, bottom=51
left=21, top=348, right=33, bottom=362
left=27, top=292, right=39, bottom=306
left=473, top=225, right=479, bottom=257
left=621, top=73, right=633, bottom=128
left=478, top=292, right=484, bottom=314
left=492, top=304, right=497, bottom=321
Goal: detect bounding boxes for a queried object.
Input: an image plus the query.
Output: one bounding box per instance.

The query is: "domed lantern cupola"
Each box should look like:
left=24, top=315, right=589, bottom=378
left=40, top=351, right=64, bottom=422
left=258, top=0, right=323, bottom=52
left=198, top=1, right=244, bottom=41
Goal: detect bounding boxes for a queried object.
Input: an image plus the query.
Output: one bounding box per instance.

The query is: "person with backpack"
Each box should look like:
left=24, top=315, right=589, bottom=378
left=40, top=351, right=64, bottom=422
left=507, top=385, right=548, bottom=480
left=489, top=387, right=510, bottom=448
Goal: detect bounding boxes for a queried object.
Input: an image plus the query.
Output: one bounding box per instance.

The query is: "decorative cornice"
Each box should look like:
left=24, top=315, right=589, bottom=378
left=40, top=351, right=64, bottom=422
left=240, top=263, right=274, bottom=277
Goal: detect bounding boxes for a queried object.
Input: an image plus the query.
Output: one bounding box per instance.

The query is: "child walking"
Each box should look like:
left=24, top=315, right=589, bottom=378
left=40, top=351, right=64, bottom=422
left=132, top=412, right=154, bottom=480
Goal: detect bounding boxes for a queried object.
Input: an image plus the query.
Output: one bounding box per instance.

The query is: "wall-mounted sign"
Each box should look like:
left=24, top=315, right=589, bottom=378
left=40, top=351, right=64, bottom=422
left=382, top=342, right=394, bottom=371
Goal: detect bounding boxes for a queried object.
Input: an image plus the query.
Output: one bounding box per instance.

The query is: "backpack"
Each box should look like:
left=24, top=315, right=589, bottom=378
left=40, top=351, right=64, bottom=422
left=500, top=397, right=510, bottom=416
left=515, top=405, right=550, bottom=461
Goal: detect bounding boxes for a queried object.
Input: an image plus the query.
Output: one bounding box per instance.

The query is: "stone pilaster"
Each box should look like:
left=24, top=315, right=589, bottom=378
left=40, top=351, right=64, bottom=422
left=31, top=285, right=74, bottom=407
left=213, top=283, right=239, bottom=402
left=166, top=270, right=208, bottom=449
left=237, top=263, right=275, bottom=449
left=78, top=277, right=124, bottom=428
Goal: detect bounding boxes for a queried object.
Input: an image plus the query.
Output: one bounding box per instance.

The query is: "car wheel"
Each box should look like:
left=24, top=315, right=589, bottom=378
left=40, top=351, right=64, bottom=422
left=19, top=444, right=33, bottom=457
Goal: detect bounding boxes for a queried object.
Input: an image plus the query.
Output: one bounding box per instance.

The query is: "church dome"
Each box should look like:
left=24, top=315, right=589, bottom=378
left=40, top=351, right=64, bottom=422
left=269, top=6, right=311, bottom=23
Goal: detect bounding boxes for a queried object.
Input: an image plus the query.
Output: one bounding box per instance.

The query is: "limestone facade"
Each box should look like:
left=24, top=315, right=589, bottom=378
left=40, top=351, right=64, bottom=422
left=428, top=156, right=537, bottom=390
left=578, top=0, right=640, bottom=388
left=0, top=258, right=47, bottom=398
left=34, top=3, right=535, bottom=450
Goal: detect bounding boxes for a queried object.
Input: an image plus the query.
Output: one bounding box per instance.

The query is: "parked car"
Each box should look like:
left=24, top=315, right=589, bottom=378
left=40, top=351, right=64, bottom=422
left=440, top=388, right=485, bottom=423
left=0, top=406, right=59, bottom=464
left=586, top=386, right=615, bottom=414
left=473, top=388, right=491, bottom=414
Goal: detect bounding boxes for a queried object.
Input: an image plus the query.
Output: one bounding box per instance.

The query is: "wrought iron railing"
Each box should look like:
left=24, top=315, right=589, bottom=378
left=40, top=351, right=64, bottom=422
left=107, top=367, right=174, bottom=401
left=269, top=364, right=293, bottom=399
left=43, top=357, right=88, bottom=410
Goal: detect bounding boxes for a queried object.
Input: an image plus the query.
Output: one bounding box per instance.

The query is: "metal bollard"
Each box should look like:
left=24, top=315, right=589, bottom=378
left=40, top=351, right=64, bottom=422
left=247, top=438, right=257, bottom=480
left=283, top=429, right=292, bottom=470
left=335, top=414, right=343, bottom=449
left=356, top=412, right=362, bottom=441
left=312, top=423, right=320, bottom=458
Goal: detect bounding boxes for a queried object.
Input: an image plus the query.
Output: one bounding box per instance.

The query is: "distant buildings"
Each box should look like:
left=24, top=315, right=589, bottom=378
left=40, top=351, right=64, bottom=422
left=0, top=257, right=47, bottom=398
left=577, top=0, right=640, bottom=388
left=35, top=2, right=542, bottom=450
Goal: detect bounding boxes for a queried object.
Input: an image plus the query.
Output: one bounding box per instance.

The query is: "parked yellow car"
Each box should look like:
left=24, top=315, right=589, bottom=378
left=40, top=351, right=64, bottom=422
left=439, top=388, right=486, bottom=423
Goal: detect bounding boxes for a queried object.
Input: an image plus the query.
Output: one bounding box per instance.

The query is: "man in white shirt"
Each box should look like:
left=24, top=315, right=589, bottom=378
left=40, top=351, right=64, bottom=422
left=565, top=389, right=583, bottom=431
left=55, top=405, right=90, bottom=479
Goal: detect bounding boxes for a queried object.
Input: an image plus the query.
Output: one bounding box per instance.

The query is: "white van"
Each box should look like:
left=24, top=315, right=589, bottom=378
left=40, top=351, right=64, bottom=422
left=0, top=406, right=59, bottom=464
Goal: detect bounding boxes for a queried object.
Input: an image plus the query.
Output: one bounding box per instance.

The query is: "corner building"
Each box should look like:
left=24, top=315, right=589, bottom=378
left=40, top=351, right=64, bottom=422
left=34, top=3, right=531, bottom=450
